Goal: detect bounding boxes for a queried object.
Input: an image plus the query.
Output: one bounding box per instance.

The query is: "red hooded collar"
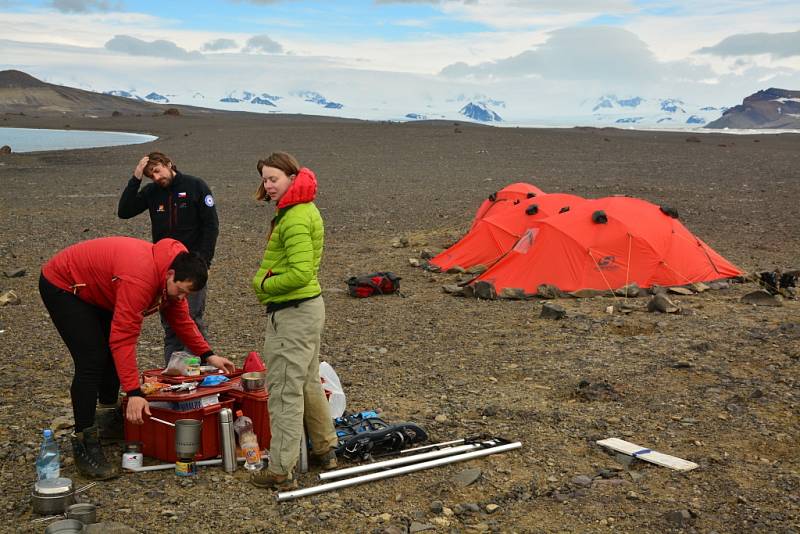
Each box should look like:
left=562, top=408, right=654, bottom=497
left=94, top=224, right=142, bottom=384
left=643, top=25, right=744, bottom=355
left=276, top=167, right=317, bottom=209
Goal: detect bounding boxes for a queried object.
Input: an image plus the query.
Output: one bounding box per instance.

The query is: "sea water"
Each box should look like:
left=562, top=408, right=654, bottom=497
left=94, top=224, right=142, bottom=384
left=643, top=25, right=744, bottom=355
left=0, top=127, right=157, bottom=153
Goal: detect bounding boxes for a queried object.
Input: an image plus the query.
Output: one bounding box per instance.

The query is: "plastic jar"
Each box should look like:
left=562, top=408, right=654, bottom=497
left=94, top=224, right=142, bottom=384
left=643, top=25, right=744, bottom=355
left=184, top=357, right=201, bottom=376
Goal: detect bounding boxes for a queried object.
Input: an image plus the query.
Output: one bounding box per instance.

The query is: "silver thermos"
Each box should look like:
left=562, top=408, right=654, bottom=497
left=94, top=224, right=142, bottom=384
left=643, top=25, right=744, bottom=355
left=218, top=408, right=237, bottom=473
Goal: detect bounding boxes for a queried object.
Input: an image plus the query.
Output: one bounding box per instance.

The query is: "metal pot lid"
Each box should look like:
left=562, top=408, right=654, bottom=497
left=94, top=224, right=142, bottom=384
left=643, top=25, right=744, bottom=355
left=35, top=477, right=73, bottom=495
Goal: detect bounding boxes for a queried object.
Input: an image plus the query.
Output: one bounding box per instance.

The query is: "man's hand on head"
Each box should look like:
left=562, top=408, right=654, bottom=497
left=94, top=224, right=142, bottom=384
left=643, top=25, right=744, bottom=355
left=133, top=156, right=149, bottom=180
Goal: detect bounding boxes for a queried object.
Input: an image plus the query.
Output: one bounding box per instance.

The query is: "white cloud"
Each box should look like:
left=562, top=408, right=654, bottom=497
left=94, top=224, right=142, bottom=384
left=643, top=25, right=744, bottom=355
left=697, top=30, right=800, bottom=59
left=105, top=35, right=203, bottom=60
left=440, top=27, right=661, bottom=82
left=243, top=34, right=284, bottom=54
left=50, top=0, right=120, bottom=13
left=202, top=38, right=239, bottom=52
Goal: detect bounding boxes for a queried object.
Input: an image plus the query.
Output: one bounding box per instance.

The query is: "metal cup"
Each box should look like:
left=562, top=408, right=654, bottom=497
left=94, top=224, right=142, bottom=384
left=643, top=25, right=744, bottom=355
left=174, top=419, right=202, bottom=459
left=66, top=502, right=97, bottom=524
left=44, top=518, right=85, bottom=534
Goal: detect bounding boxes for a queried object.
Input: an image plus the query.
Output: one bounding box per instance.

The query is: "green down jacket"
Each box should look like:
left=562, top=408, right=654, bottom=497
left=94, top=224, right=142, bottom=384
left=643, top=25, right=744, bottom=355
left=252, top=168, right=323, bottom=304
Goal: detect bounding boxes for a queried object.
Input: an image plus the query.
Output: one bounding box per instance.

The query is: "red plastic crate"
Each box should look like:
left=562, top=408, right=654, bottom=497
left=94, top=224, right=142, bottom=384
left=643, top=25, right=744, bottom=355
left=123, top=398, right=234, bottom=463
left=222, top=385, right=271, bottom=451
left=142, top=367, right=243, bottom=385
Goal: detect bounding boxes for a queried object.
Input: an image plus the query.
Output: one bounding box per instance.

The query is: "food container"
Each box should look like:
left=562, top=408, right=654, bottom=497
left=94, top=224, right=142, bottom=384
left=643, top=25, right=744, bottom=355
left=66, top=503, right=97, bottom=525
left=44, top=518, right=85, bottom=533
left=32, top=478, right=76, bottom=515
left=242, top=371, right=267, bottom=392
left=32, top=478, right=95, bottom=516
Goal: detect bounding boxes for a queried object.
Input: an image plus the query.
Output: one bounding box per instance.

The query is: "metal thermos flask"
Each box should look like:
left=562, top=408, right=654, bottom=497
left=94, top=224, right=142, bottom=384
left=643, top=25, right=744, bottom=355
left=218, top=408, right=237, bottom=473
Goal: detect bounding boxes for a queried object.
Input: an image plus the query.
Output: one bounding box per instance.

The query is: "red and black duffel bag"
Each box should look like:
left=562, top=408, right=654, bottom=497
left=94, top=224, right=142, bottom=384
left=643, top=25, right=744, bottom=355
left=346, top=272, right=401, bottom=298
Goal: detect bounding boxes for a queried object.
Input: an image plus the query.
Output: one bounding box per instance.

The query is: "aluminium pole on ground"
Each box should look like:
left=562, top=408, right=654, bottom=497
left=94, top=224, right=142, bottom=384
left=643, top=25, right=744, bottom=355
left=277, top=441, right=522, bottom=502
left=319, top=439, right=503, bottom=480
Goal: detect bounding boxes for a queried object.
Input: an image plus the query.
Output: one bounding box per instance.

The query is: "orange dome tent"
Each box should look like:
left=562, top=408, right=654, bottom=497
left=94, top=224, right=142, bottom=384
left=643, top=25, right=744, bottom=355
left=471, top=196, right=742, bottom=296
left=469, top=182, right=545, bottom=230
left=431, top=192, right=585, bottom=272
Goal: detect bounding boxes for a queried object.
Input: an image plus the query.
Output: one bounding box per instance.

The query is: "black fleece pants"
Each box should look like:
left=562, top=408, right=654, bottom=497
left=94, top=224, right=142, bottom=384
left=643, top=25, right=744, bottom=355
left=39, top=273, right=120, bottom=432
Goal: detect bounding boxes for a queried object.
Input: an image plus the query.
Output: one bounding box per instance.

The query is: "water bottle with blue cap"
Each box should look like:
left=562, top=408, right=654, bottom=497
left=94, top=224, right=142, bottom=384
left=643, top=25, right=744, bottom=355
left=35, top=429, right=60, bottom=480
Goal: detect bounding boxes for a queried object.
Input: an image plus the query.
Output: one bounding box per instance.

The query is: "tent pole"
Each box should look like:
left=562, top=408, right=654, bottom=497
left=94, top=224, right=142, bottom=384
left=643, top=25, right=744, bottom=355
left=399, top=438, right=466, bottom=454
left=320, top=440, right=500, bottom=480
left=277, top=441, right=522, bottom=502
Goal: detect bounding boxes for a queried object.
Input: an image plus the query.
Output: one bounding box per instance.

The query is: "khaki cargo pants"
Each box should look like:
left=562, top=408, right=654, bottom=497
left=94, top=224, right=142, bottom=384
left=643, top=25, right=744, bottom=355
left=264, top=296, right=337, bottom=477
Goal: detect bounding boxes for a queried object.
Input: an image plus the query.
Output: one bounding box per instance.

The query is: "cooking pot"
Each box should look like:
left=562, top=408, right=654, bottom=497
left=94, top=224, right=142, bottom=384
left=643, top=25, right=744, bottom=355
left=242, top=371, right=267, bottom=392
left=44, top=518, right=85, bottom=533
left=66, top=502, right=97, bottom=524
left=32, top=478, right=95, bottom=515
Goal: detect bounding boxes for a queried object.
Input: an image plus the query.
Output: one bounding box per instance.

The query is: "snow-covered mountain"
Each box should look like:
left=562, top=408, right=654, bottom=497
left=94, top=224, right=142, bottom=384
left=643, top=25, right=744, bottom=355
left=102, top=89, right=172, bottom=103
left=583, top=94, right=724, bottom=126
left=291, top=90, right=343, bottom=109
left=706, top=88, right=800, bottom=129
left=98, top=84, right=733, bottom=129
left=144, top=92, right=169, bottom=103
left=459, top=102, right=503, bottom=122
left=103, top=89, right=140, bottom=99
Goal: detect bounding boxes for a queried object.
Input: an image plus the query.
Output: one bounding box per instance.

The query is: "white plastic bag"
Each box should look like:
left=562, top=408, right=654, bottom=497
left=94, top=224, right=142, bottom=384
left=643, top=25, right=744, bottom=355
left=162, top=350, right=191, bottom=376
left=319, top=361, right=346, bottom=418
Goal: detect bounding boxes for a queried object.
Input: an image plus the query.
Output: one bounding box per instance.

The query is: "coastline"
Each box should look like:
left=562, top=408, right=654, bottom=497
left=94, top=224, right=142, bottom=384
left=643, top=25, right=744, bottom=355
left=0, top=126, right=158, bottom=153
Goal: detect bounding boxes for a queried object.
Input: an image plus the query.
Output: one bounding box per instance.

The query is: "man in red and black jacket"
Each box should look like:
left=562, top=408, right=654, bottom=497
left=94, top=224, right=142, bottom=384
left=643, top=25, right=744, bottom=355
left=117, top=152, right=219, bottom=365
left=39, top=236, right=234, bottom=479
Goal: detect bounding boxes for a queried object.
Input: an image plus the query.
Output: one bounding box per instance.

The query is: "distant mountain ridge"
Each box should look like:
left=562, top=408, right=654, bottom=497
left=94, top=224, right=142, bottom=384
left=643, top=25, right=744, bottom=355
left=8, top=69, right=794, bottom=129
left=0, top=70, right=165, bottom=115
left=705, top=88, right=800, bottom=129
left=587, top=94, right=723, bottom=126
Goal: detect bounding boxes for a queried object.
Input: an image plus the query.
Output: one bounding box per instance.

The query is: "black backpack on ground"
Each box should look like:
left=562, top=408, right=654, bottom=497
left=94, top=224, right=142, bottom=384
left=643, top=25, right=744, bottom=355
left=334, top=411, right=427, bottom=460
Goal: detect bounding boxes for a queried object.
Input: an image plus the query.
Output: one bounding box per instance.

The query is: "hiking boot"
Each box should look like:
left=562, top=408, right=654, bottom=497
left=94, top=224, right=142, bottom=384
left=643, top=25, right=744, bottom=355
left=250, top=470, right=298, bottom=491
left=310, top=449, right=337, bottom=470
left=71, top=426, right=119, bottom=480
left=95, top=405, right=125, bottom=441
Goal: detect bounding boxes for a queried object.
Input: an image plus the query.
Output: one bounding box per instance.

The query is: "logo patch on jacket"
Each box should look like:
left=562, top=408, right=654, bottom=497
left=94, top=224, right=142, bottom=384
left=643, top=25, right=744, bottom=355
left=204, top=194, right=215, bottom=207
left=157, top=204, right=165, bottom=212
left=178, top=192, right=187, bottom=198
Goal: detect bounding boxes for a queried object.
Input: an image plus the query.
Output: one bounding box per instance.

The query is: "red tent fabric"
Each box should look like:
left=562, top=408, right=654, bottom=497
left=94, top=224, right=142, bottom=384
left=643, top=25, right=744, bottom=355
left=431, top=193, right=585, bottom=271
left=470, top=182, right=545, bottom=230
left=472, top=196, right=742, bottom=295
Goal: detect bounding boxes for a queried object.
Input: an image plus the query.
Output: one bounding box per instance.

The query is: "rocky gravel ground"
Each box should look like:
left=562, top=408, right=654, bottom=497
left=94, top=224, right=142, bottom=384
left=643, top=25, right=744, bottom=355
left=0, top=111, right=798, bottom=533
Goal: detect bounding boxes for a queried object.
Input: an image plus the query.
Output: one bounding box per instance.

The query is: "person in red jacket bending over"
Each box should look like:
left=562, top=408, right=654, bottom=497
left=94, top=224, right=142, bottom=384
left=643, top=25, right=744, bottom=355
left=39, top=236, right=235, bottom=479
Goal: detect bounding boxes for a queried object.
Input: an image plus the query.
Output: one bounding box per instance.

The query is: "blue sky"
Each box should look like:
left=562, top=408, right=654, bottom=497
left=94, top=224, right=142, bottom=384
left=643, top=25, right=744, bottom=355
left=10, top=1, right=493, bottom=38
left=1, top=1, right=799, bottom=123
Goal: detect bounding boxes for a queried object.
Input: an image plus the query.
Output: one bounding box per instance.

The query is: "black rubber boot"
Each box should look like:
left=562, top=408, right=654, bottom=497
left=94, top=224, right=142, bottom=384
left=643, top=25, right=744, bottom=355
left=71, top=426, right=119, bottom=480
left=95, top=405, right=125, bottom=441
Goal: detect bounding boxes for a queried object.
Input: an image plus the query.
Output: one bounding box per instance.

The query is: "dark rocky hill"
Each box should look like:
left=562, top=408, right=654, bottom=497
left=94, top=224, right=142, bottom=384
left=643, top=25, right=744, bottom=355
left=0, top=70, right=170, bottom=116
left=706, top=88, right=800, bottom=129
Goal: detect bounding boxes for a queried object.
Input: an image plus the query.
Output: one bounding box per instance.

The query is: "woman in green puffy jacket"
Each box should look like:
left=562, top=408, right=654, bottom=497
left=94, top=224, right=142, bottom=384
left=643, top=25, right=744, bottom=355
left=250, top=152, right=338, bottom=490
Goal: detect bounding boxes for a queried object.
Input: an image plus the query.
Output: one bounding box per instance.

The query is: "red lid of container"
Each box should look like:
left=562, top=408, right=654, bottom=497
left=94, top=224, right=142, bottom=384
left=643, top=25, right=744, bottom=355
left=143, top=380, right=235, bottom=402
